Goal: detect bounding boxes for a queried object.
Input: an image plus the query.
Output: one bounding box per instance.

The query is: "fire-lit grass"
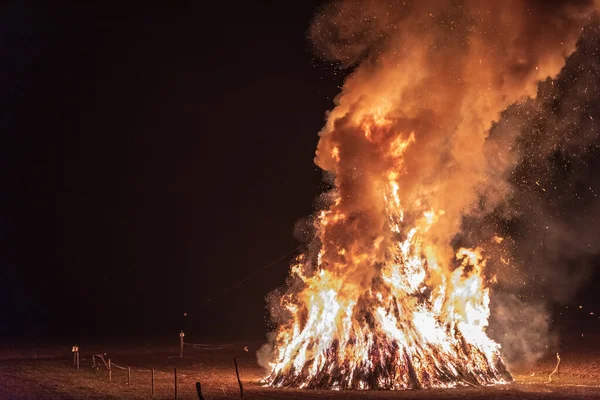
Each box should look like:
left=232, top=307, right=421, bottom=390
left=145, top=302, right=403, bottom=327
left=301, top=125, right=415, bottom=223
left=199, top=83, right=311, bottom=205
left=1, top=338, right=599, bottom=399
left=0, top=361, right=250, bottom=399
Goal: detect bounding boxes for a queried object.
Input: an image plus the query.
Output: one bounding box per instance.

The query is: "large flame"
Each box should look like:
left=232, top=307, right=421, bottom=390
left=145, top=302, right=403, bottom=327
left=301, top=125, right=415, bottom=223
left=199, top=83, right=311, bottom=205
left=262, top=0, right=598, bottom=391
left=263, top=118, right=510, bottom=389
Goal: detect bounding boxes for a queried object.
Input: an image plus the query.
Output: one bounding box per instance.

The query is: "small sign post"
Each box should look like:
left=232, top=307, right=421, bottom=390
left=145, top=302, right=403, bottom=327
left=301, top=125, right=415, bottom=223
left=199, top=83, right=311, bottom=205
left=179, top=330, right=185, bottom=358
left=71, top=345, right=79, bottom=369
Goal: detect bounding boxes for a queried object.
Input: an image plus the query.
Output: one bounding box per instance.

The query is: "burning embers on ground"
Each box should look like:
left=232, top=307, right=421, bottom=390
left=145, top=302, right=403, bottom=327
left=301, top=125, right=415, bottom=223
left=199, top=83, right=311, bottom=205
left=262, top=0, right=600, bottom=390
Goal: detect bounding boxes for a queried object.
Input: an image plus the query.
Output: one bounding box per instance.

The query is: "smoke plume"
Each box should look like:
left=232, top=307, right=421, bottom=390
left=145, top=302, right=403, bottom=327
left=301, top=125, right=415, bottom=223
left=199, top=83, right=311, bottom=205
left=308, top=0, right=600, bottom=364
left=262, top=0, right=600, bottom=374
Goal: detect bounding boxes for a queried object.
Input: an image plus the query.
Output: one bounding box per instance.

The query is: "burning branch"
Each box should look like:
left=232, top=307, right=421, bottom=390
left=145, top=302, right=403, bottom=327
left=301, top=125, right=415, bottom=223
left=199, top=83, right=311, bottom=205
left=546, top=353, right=561, bottom=383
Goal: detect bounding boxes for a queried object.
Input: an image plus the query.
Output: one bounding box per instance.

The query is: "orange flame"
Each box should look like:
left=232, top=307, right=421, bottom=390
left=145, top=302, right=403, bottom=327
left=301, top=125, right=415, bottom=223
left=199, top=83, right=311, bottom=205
left=263, top=121, right=510, bottom=389
left=263, top=0, right=598, bottom=390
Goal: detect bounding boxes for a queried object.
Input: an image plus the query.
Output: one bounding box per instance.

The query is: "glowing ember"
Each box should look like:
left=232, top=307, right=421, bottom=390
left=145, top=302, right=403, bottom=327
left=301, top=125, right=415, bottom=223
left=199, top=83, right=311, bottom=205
left=262, top=0, right=598, bottom=391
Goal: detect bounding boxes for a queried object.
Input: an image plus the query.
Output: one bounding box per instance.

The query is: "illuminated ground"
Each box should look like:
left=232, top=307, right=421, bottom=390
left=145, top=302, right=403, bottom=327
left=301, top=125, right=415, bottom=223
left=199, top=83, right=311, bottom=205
left=1, top=335, right=599, bottom=399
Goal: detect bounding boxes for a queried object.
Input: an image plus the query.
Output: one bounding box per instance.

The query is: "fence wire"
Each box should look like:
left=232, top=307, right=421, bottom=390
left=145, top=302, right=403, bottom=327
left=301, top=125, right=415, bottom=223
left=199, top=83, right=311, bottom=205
left=74, top=336, right=261, bottom=396
left=184, top=339, right=265, bottom=350
left=109, top=362, right=127, bottom=371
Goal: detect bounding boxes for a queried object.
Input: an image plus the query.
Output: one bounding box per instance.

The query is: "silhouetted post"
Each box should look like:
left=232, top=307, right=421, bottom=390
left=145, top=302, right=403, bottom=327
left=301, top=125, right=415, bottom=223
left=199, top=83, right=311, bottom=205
left=76, top=349, right=80, bottom=370
left=234, top=358, right=243, bottom=399
left=127, top=366, right=131, bottom=386
left=108, top=359, right=112, bottom=382
left=179, top=330, right=185, bottom=358
left=196, top=381, right=205, bottom=400
left=174, top=367, right=178, bottom=399
left=151, top=369, right=155, bottom=397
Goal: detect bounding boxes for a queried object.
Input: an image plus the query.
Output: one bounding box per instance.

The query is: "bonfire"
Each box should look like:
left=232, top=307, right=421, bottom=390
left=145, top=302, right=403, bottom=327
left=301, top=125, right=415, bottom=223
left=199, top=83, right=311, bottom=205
left=262, top=0, right=598, bottom=390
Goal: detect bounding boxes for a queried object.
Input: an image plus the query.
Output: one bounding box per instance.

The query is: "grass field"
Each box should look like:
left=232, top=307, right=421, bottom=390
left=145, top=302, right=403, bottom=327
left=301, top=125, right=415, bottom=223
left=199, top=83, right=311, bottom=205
left=1, top=335, right=599, bottom=399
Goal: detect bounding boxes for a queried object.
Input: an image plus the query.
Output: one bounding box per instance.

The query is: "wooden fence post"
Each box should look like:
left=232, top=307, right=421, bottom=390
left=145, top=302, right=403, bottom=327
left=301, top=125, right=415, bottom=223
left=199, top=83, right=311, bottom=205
left=196, top=381, right=205, bottom=400
left=76, top=350, right=80, bottom=370
left=174, top=367, right=178, bottom=399
left=108, top=359, right=112, bottom=382
left=128, top=366, right=131, bottom=386
left=234, top=358, right=243, bottom=399
left=151, top=369, right=155, bottom=397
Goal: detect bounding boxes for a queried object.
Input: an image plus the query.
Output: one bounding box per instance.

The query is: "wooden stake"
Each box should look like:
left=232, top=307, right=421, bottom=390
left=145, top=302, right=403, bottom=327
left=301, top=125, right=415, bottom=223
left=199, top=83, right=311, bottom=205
left=234, top=358, right=243, bottom=399
left=127, top=366, right=131, bottom=386
left=151, top=369, right=155, bottom=397
left=76, top=351, right=80, bottom=370
left=108, top=359, right=112, bottom=382
left=174, top=367, right=178, bottom=400
left=196, top=381, right=205, bottom=400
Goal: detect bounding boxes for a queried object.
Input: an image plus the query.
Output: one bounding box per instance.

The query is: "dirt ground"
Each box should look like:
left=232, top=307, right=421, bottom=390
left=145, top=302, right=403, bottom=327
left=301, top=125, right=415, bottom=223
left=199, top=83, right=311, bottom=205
left=1, top=336, right=599, bottom=400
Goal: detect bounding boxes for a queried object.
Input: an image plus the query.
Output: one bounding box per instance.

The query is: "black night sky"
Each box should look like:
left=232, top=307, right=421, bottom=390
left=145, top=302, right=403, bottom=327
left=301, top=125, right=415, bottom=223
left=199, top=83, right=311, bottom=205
left=1, top=1, right=599, bottom=345
left=1, top=2, right=345, bottom=340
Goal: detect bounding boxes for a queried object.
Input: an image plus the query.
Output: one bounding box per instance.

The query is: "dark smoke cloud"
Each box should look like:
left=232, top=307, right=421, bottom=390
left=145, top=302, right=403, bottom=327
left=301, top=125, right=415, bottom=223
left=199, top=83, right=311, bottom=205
left=311, top=0, right=597, bottom=68
left=453, top=24, right=600, bottom=362
left=499, top=25, right=600, bottom=291
left=469, top=24, right=600, bottom=284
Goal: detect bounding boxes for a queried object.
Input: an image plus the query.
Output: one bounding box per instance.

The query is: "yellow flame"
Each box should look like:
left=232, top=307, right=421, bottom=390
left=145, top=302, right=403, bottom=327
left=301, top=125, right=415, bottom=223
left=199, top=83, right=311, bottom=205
left=264, top=117, right=510, bottom=389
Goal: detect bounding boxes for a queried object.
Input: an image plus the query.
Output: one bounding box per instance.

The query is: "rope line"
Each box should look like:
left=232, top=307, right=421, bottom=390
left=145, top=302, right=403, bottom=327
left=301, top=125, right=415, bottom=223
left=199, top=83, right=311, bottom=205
left=131, top=368, right=172, bottom=375
left=91, top=355, right=193, bottom=377
left=110, top=362, right=127, bottom=371
left=198, top=245, right=302, bottom=307
left=185, top=343, right=233, bottom=349
left=108, top=363, right=195, bottom=377
left=184, top=339, right=266, bottom=351
left=184, top=340, right=265, bottom=347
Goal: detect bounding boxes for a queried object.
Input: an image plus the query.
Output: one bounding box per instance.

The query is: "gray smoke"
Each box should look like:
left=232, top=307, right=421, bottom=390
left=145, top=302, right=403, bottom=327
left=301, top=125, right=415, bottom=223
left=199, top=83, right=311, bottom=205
left=464, top=24, right=600, bottom=363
